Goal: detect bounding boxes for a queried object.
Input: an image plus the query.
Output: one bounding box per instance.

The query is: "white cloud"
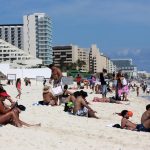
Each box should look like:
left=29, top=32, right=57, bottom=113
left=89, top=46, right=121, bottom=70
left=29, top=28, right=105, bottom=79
left=117, top=49, right=129, bottom=56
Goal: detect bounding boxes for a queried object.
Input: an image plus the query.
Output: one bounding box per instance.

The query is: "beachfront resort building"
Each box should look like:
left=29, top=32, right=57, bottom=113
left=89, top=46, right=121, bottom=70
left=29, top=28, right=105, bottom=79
left=111, top=59, right=137, bottom=78
left=108, top=59, right=117, bottom=73
left=53, top=45, right=89, bottom=72
left=0, top=39, right=42, bottom=68
left=23, top=13, right=53, bottom=65
left=0, top=24, right=23, bottom=50
left=89, top=44, right=111, bottom=73
left=53, top=44, right=112, bottom=73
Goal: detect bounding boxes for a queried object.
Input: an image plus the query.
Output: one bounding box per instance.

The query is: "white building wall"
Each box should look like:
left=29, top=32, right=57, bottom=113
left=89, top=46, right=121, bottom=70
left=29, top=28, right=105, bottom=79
left=23, top=15, right=36, bottom=57
left=23, top=13, right=53, bottom=65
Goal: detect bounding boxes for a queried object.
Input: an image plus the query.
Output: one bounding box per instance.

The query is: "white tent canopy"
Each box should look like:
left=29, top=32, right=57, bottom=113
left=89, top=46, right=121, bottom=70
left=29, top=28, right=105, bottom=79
left=0, top=63, right=51, bottom=79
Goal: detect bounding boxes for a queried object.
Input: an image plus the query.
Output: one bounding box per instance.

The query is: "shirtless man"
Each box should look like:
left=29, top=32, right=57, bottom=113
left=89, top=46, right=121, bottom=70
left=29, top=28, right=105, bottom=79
left=48, top=64, right=62, bottom=87
left=0, top=91, right=41, bottom=127
left=136, top=104, right=150, bottom=132
left=42, top=86, right=58, bottom=106
left=120, top=110, right=137, bottom=130
left=73, top=91, right=99, bottom=119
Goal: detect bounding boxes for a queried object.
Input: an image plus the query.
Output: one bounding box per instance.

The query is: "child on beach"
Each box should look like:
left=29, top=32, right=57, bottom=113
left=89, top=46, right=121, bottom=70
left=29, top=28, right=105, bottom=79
left=16, top=78, right=21, bottom=99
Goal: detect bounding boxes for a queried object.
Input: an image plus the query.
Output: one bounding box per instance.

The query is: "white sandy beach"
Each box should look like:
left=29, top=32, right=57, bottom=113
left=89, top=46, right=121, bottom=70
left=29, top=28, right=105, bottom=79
left=0, top=80, right=150, bottom=150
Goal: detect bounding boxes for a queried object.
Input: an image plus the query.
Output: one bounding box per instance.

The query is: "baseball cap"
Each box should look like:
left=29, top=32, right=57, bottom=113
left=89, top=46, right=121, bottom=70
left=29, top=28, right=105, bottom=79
left=127, top=111, right=133, bottom=117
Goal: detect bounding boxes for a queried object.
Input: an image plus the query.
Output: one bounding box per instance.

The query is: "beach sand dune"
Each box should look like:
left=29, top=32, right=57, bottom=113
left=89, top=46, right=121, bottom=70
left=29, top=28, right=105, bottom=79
left=0, top=80, right=150, bottom=150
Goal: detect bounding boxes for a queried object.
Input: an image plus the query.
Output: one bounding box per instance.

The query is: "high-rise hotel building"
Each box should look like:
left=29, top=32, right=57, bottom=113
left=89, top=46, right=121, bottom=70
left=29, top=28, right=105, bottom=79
left=0, top=24, right=23, bottom=50
left=23, top=13, right=53, bottom=65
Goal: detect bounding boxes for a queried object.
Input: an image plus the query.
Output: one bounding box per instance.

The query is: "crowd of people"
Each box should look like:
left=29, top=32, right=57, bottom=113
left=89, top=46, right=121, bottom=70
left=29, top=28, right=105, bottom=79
left=0, top=63, right=149, bottom=133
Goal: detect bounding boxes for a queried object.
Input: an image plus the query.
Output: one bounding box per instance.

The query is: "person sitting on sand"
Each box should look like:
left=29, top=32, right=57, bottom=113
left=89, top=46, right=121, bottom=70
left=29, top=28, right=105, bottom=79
left=39, top=86, right=58, bottom=106
left=0, top=91, right=41, bottom=127
left=92, top=97, right=122, bottom=104
left=0, top=85, right=15, bottom=107
left=64, top=91, right=80, bottom=112
left=61, top=85, right=73, bottom=103
left=136, top=104, right=150, bottom=132
left=73, top=90, right=99, bottom=119
left=119, top=110, right=136, bottom=130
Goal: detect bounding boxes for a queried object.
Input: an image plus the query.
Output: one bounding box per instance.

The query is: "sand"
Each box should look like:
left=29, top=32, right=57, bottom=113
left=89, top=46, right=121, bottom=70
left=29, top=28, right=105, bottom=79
left=0, top=80, right=150, bottom=150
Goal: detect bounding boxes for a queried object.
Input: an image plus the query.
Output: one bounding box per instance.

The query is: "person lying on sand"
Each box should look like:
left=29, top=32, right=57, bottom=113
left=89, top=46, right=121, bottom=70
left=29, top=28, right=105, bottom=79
left=119, top=110, right=137, bottom=130
left=73, top=90, right=99, bottom=119
left=0, top=91, right=41, bottom=127
left=116, top=106, right=150, bottom=132
left=92, top=97, right=122, bottom=104
left=39, top=86, right=58, bottom=106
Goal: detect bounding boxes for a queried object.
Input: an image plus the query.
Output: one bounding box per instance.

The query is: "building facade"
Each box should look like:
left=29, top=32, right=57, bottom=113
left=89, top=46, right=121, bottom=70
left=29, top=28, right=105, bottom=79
left=0, top=39, right=42, bottom=68
left=89, top=44, right=109, bottom=73
left=53, top=45, right=89, bottom=72
left=111, top=59, right=137, bottom=78
left=23, top=13, right=53, bottom=65
left=108, top=59, right=117, bottom=73
left=0, top=24, right=23, bottom=50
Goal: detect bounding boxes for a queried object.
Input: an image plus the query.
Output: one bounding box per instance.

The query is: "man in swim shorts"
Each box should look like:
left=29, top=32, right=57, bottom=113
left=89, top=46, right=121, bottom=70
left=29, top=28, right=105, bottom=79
left=136, top=104, right=150, bottom=132
left=73, top=90, right=99, bottom=119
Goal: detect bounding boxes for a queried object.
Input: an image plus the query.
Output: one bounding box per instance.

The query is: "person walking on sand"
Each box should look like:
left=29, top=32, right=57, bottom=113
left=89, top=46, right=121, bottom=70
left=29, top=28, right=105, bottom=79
left=16, top=78, right=21, bottom=99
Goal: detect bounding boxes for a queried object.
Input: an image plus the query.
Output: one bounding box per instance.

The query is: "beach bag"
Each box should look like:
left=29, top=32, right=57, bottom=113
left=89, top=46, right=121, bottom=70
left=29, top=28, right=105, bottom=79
left=51, top=85, right=63, bottom=96
left=122, top=78, right=127, bottom=86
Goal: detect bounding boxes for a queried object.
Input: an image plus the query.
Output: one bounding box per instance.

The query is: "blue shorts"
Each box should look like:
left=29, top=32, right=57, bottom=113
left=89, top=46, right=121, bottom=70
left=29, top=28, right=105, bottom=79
left=136, top=124, right=150, bottom=132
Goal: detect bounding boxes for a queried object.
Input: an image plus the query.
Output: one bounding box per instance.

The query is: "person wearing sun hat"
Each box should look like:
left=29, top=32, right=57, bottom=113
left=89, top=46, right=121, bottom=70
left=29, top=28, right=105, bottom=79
left=39, top=85, right=58, bottom=106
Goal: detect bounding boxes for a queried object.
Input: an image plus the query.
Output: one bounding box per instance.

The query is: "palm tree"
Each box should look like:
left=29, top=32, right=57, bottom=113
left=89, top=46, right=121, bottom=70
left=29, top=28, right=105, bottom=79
left=76, top=59, right=86, bottom=71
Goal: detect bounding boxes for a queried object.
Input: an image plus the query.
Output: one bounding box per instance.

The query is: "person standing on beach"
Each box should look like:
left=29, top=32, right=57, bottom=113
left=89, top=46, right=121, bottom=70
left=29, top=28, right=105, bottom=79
left=99, top=69, right=107, bottom=98
left=16, top=78, right=21, bottom=99
left=136, top=86, right=140, bottom=96
left=48, top=64, right=62, bottom=87
left=76, top=73, right=82, bottom=89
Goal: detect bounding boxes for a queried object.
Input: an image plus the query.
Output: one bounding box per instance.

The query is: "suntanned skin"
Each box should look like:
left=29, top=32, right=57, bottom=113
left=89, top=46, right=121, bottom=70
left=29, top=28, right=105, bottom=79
left=50, top=66, right=62, bottom=81
left=65, top=95, right=76, bottom=103
left=121, top=112, right=137, bottom=130
left=43, top=92, right=58, bottom=106
left=0, top=96, right=41, bottom=127
left=121, top=117, right=137, bottom=130
left=141, top=108, right=150, bottom=129
left=73, top=96, right=99, bottom=119
left=93, top=97, right=122, bottom=104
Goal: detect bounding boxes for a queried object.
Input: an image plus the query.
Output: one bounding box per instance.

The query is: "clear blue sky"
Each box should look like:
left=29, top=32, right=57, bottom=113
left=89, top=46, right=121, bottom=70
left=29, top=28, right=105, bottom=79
left=0, top=0, right=150, bottom=72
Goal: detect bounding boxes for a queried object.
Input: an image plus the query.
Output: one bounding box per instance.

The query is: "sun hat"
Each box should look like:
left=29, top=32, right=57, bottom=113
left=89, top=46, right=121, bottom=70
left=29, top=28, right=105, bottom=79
left=43, top=85, right=50, bottom=93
